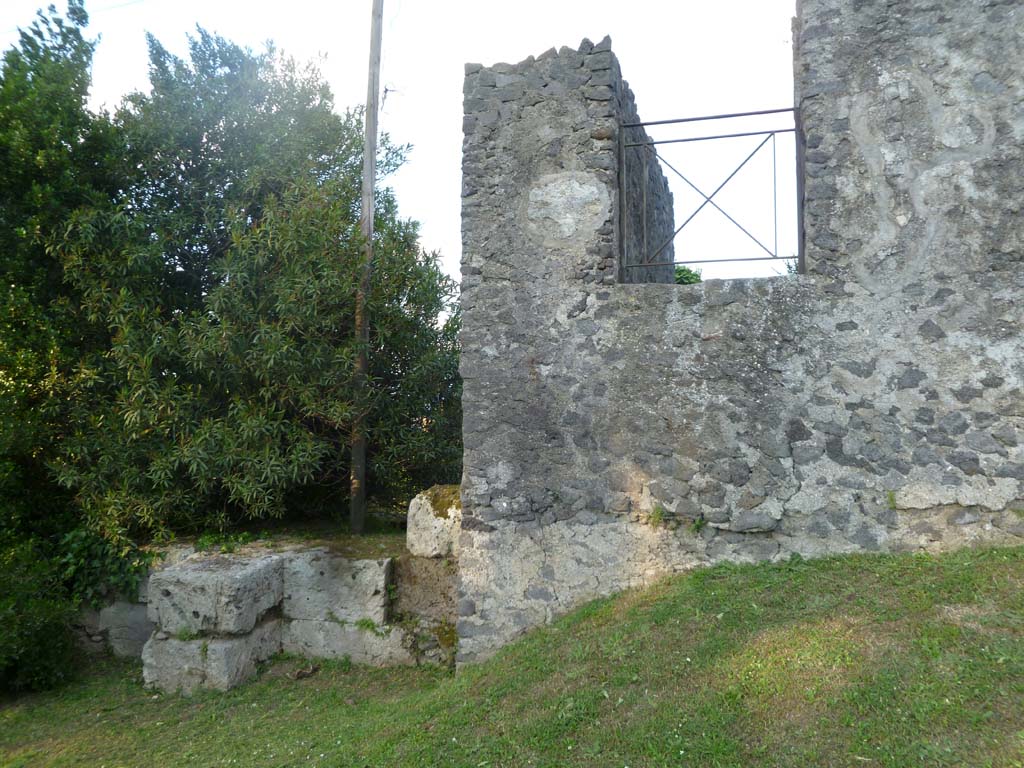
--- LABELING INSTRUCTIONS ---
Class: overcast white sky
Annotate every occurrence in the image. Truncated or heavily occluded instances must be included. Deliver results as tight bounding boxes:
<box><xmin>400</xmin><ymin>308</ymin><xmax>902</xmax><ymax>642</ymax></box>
<box><xmin>2</xmin><ymin>0</ymin><xmax>799</xmax><ymax>280</ymax></box>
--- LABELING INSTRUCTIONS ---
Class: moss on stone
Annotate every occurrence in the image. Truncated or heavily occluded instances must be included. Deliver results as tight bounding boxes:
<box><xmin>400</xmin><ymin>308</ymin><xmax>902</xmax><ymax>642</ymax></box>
<box><xmin>434</xmin><ymin>619</ymin><xmax>458</xmax><ymax>652</ymax></box>
<box><xmin>424</xmin><ymin>485</ymin><xmax>461</xmax><ymax>519</ymax></box>
<box><xmin>354</xmin><ymin>618</ymin><xmax>391</xmax><ymax>638</ymax></box>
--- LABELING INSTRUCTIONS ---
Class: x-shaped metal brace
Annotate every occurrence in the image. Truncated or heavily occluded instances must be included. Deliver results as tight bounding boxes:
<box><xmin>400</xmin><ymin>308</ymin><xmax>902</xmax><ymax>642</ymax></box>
<box><xmin>644</xmin><ymin>132</ymin><xmax>778</xmax><ymax>265</ymax></box>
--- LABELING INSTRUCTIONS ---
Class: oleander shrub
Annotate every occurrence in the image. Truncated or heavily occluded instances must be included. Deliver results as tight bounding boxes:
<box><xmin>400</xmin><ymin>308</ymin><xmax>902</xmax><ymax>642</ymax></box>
<box><xmin>0</xmin><ymin>537</ymin><xmax>77</xmax><ymax>693</ymax></box>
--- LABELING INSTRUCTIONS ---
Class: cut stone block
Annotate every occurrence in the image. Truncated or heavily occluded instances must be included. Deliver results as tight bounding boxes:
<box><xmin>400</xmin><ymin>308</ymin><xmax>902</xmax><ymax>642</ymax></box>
<box><xmin>282</xmin><ymin>550</ymin><xmax>392</xmax><ymax>625</ymax></box>
<box><xmin>137</xmin><ymin>544</ymin><xmax>197</xmax><ymax>603</ymax></box>
<box><xmin>142</xmin><ymin>619</ymin><xmax>281</xmax><ymax>695</ymax></box>
<box><xmin>282</xmin><ymin>619</ymin><xmax>413</xmax><ymax>666</ymax></box>
<box><xmin>99</xmin><ymin>601</ymin><xmax>155</xmax><ymax>658</ymax></box>
<box><xmin>147</xmin><ymin>553</ymin><xmax>283</xmax><ymax>635</ymax></box>
<box><xmin>407</xmin><ymin>486</ymin><xmax>462</xmax><ymax>558</ymax></box>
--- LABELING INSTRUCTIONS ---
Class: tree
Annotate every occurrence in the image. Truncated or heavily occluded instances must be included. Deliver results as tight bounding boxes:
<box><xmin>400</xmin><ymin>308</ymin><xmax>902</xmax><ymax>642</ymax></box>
<box><xmin>0</xmin><ymin>0</ymin><xmax>123</xmax><ymax>543</ymax></box>
<box><xmin>56</xmin><ymin>31</ymin><xmax>460</xmax><ymax>536</ymax></box>
<box><xmin>0</xmin><ymin>1</ymin><xmax>130</xmax><ymax>693</ymax></box>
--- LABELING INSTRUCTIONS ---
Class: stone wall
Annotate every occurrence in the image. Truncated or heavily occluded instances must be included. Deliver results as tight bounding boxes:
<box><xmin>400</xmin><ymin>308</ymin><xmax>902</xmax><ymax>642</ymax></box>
<box><xmin>457</xmin><ymin>2</ymin><xmax>1024</xmax><ymax>663</ymax></box>
<box><xmin>617</xmin><ymin>61</ymin><xmax>675</xmax><ymax>284</ymax></box>
<box><xmin>81</xmin><ymin>512</ymin><xmax>458</xmax><ymax>693</ymax></box>
<box><xmin>142</xmin><ymin>548</ymin><xmax>412</xmax><ymax>694</ymax></box>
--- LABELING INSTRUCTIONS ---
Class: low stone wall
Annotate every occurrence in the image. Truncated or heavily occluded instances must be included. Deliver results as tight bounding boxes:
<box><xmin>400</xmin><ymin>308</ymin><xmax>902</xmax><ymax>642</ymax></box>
<box><xmin>141</xmin><ymin>547</ymin><xmax>412</xmax><ymax>694</ymax></box>
<box><xmin>77</xmin><ymin>601</ymin><xmax>154</xmax><ymax>658</ymax></box>
<box><xmin>77</xmin><ymin>489</ymin><xmax>461</xmax><ymax>694</ymax></box>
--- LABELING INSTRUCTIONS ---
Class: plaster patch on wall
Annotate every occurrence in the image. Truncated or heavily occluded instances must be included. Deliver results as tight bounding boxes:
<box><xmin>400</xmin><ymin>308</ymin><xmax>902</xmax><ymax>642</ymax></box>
<box><xmin>525</xmin><ymin>171</ymin><xmax>610</xmax><ymax>245</ymax></box>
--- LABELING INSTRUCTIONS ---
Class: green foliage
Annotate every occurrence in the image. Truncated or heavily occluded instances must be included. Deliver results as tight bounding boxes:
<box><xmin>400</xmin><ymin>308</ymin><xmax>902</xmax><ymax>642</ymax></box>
<box><xmin>58</xmin><ymin>528</ymin><xmax>155</xmax><ymax>608</ymax></box>
<box><xmin>0</xmin><ymin>537</ymin><xmax>77</xmax><ymax>693</ymax></box>
<box><xmin>674</xmin><ymin>265</ymin><xmax>702</xmax><ymax>285</ymax></box>
<box><xmin>54</xmin><ymin>31</ymin><xmax>461</xmax><ymax>535</ymax></box>
<box><xmin>1</xmin><ymin>9</ymin><xmax>459</xmax><ymax>551</ymax></box>
<box><xmin>649</xmin><ymin>504</ymin><xmax>666</xmax><ymax>528</ymax></box>
<box><xmin>0</xmin><ymin>9</ymin><xmax>142</xmax><ymax>693</ymax></box>
<box><xmin>195</xmin><ymin>531</ymin><xmax>256</xmax><ymax>554</ymax></box>
<box><xmin>0</xmin><ymin>0</ymin><xmax>122</xmax><ymax>547</ymax></box>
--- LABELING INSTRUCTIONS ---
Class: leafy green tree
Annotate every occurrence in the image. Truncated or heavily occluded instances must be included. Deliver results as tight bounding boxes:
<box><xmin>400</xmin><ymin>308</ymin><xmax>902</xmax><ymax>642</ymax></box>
<box><xmin>57</xmin><ymin>31</ymin><xmax>460</xmax><ymax>535</ymax></box>
<box><xmin>0</xmin><ymin>1</ymin><xmax>123</xmax><ymax>543</ymax></box>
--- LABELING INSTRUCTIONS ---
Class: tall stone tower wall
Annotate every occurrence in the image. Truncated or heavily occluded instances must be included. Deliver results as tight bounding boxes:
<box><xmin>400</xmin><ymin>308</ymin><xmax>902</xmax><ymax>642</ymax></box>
<box><xmin>457</xmin><ymin>3</ymin><xmax>1024</xmax><ymax>662</ymax></box>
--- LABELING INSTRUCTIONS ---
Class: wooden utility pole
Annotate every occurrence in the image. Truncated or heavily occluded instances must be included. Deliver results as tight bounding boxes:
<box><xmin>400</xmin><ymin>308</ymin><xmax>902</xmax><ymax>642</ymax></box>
<box><xmin>350</xmin><ymin>0</ymin><xmax>384</xmax><ymax>534</ymax></box>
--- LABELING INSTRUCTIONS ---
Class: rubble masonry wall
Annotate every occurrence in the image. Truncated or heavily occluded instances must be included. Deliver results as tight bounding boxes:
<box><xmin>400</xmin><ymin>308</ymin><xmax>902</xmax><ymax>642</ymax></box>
<box><xmin>457</xmin><ymin>3</ymin><xmax>1024</xmax><ymax>662</ymax></box>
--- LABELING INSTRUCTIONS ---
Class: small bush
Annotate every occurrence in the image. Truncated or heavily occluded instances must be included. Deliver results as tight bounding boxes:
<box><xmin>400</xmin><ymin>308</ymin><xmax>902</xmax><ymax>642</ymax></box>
<box><xmin>0</xmin><ymin>538</ymin><xmax>77</xmax><ymax>693</ymax></box>
<box><xmin>674</xmin><ymin>265</ymin><xmax>702</xmax><ymax>285</ymax></box>
<box><xmin>59</xmin><ymin>528</ymin><xmax>155</xmax><ymax>608</ymax></box>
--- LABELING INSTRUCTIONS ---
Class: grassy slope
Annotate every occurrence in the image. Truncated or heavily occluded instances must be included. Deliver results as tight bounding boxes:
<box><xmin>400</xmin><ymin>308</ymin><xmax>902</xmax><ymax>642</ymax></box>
<box><xmin>3</xmin><ymin>546</ymin><xmax>1023</xmax><ymax>768</ymax></box>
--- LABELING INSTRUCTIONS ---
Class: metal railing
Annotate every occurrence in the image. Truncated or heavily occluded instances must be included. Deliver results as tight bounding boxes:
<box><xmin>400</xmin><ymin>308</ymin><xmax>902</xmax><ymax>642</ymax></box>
<box><xmin>619</xmin><ymin>107</ymin><xmax>802</xmax><ymax>278</ymax></box>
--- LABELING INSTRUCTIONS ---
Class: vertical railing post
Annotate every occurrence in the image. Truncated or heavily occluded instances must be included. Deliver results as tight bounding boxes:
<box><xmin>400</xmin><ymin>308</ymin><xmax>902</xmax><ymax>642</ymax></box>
<box><xmin>617</xmin><ymin>120</ymin><xmax>627</xmax><ymax>283</ymax></box>
<box><xmin>641</xmin><ymin>140</ymin><xmax>649</xmax><ymax>267</ymax></box>
<box><xmin>794</xmin><ymin>106</ymin><xmax>807</xmax><ymax>274</ymax></box>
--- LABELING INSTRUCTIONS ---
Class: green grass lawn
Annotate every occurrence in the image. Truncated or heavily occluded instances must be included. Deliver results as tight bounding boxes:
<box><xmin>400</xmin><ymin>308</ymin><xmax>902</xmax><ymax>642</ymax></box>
<box><xmin>3</xmin><ymin>546</ymin><xmax>1023</xmax><ymax>767</ymax></box>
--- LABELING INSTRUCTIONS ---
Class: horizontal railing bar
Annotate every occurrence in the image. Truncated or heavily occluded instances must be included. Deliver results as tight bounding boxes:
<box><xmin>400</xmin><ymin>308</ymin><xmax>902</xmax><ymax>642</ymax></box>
<box><xmin>625</xmin><ymin>128</ymin><xmax>795</xmax><ymax>148</ymax></box>
<box><xmin>622</xmin><ymin>107</ymin><xmax>795</xmax><ymax>129</ymax></box>
<box><xmin>626</xmin><ymin>255</ymin><xmax>798</xmax><ymax>268</ymax></box>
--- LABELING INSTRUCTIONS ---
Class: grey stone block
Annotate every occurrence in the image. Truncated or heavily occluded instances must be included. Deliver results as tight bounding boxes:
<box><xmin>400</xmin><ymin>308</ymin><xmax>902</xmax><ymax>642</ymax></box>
<box><xmin>406</xmin><ymin>488</ymin><xmax>462</xmax><ymax>558</ymax></box>
<box><xmin>99</xmin><ymin>601</ymin><xmax>155</xmax><ymax>658</ymax></box>
<box><xmin>147</xmin><ymin>553</ymin><xmax>283</xmax><ymax>636</ymax></box>
<box><xmin>74</xmin><ymin>609</ymin><xmax>107</xmax><ymax>655</ymax></box>
<box><xmin>730</xmin><ymin>512</ymin><xmax>779</xmax><ymax>533</ymax></box>
<box><xmin>281</xmin><ymin>620</ymin><xmax>413</xmax><ymax>666</ymax></box>
<box><xmin>137</xmin><ymin>544</ymin><xmax>196</xmax><ymax>603</ymax></box>
<box><xmin>282</xmin><ymin>550</ymin><xmax>392</xmax><ymax>625</ymax></box>
<box><xmin>948</xmin><ymin>508</ymin><xmax>980</xmax><ymax>526</ymax></box>
<box><xmin>142</xmin><ymin>619</ymin><xmax>281</xmax><ymax>695</ymax></box>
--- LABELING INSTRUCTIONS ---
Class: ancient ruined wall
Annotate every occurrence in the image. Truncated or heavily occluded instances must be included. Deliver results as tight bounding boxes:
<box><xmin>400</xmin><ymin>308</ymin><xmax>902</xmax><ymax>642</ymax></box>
<box><xmin>619</xmin><ymin>81</ymin><xmax>675</xmax><ymax>284</ymax></box>
<box><xmin>458</xmin><ymin>3</ymin><xmax>1024</xmax><ymax>663</ymax></box>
